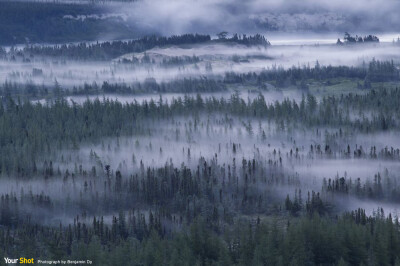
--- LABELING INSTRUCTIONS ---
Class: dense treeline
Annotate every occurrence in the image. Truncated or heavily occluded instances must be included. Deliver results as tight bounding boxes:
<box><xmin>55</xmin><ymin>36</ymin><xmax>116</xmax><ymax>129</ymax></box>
<box><xmin>216</xmin><ymin>33</ymin><xmax>270</xmax><ymax>47</ymax></box>
<box><xmin>18</xmin><ymin>33</ymin><xmax>271</xmax><ymax>61</ymax></box>
<box><xmin>0</xmin><ymin>210</ymin><xmax>399</xmax><ymax>265</ymax></box>
<box><xmin>322</xmin><ymin>172</ymin><xmax>400</xmax><ymax>203</ymax></box>
<box><xmin>337</xmin><ymin>32</ymin><xmax>380</xmax><ymax>45</ymax></box>
<box><xmin>225</xmin><ymin>59</ymin><xmax>399</xmax><ymax>87</ymax></box>
<box><xmin>23</xmin><ymin>34</ymin><xmax>212</xmax><ymax>60</ymax></box>
<box><xmin>100</xmin><ymin>78</ymin><xmax>225</xmax><ymax>94</ymax></box>
<box><xmin>0</xmin><ymin>77</ymin><xmax>226</xmax><ymax>98</ymax></box>
<box><xmin>366</xmin><ymin>59</ymin><xmax>399</xmax><ymax>82</ymax></box>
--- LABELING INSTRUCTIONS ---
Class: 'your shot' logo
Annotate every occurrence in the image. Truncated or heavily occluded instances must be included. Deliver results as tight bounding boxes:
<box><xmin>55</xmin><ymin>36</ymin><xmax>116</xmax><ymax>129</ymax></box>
<box><xmin>4</xmin><ymin>257</ymin><xmax>34</xmax><ymax>264</ymax></box>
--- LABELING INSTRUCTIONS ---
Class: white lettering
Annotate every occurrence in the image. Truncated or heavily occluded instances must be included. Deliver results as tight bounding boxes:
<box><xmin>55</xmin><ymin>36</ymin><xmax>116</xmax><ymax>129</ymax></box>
<box><xmin>4</xmin><ymin>258</ymin><xmax>18</xmax><ymax>264</ymax></box>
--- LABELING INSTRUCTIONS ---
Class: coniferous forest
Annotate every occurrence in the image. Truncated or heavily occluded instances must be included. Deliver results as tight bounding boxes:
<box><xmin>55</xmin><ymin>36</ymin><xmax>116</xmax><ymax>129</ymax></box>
<box><xmin>1</xmin><ymin>1</ymin><xmax>400</xmax><ymax>266</ymax></box>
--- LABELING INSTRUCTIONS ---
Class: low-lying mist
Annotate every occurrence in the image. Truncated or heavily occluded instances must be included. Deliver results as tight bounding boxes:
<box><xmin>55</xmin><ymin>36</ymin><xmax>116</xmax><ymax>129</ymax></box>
<box><xmin>2</xmin><ymin>41</ymin><xmax>400</xmax><ymax>89</ymax></box>
<box><xmin>2</xmin><ymin>112</ymin><xmax>400</xmax><ymax>226</ymax></box>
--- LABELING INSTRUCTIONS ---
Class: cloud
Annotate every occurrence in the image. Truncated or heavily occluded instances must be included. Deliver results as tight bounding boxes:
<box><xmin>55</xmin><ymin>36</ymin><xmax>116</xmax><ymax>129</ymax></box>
<box><xmin>111</xmin><ymin>0</ymin><xmax>400</xmax><ymax>35</ymax></box>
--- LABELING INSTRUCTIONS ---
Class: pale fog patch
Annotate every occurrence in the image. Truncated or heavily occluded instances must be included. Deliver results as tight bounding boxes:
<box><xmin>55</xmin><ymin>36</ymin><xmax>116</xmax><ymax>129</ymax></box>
<box><xmin>294</xmin><ymin>158</ymin><xmax>400</xmax><ymax>182</ymax></box>
<box><xmin>2</xmin><ymin>42</ymin><xmax>400</xmax><ymax>89</ymax></box>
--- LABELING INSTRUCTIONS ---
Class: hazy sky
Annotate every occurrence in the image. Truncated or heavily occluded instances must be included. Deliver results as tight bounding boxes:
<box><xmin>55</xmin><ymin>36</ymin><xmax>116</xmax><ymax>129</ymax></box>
<box><xmin>111</xmin><ymin>0</ymin><xmax>400</xmax><ymax>35</ymax></box>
